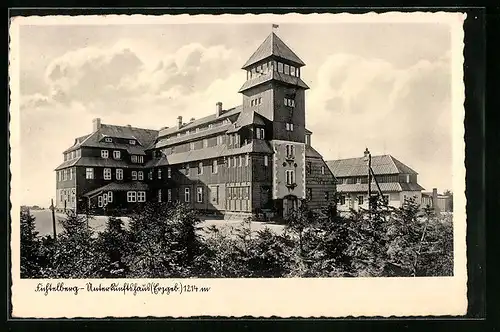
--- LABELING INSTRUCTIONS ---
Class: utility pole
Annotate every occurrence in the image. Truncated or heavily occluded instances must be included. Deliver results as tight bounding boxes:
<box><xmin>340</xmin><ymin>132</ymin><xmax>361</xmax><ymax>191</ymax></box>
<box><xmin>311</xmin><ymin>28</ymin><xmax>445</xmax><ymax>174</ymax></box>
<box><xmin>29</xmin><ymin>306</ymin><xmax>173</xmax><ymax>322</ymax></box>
<box><xmin>50</xmin><ymin>198</ymin><xmax>57</xmax><ymax>241</ymax></box>
<box><xmin>364</xmin><ymin>148</ymin><xmax>372</xmax><ymax>211</ymax></box>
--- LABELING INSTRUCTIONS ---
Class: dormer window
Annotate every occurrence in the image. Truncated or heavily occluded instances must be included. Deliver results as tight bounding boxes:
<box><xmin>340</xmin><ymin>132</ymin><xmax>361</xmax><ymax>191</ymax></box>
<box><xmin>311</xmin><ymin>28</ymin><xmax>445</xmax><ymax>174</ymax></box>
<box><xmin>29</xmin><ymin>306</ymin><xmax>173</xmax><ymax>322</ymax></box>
<box><xmin>131</xmin><ymin>155</ymin><xmax>143</xmax><ymax>163</ymax></box>
<box><xmin>129</xmin><ymin>140</ymin><xmax>136</xmax><ymax>145</ymax></box>
<box><xmin>113</xmin><ymin>150</ymin><xmax>121</xmax><ymax>159</ymax></box>
<box><xmin>284</xmin><ymin>64</ymin><xmax>290</xmax><ymax>75</ymax></box>
<box><xmin>104</xmin><ymin>137</ymin><xmax>113</xmax><ymax>143</ymax></box>
<box><xmin>208</xmin><ymin>123</ymin><xmax>213</xmax><ymax>129</ymax></box>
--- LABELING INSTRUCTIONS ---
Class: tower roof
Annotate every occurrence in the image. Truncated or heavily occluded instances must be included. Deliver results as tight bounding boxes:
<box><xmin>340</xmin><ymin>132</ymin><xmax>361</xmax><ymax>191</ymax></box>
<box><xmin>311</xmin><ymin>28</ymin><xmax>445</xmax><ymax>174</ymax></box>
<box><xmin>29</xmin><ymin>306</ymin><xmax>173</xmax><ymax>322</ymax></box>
<box><xmin>242</xmin><ymin>32</ymin><xmax>305</xmax><ymax>69</ymax></box>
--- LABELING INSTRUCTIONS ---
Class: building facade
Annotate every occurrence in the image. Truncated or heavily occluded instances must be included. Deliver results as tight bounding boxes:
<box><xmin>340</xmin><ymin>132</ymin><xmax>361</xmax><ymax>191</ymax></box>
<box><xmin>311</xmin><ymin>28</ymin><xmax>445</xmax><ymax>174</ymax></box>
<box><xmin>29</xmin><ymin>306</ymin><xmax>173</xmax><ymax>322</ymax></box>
<box><xmin>326</xmin><ymin>155</ymin><xmax>424</xmax><ymax>212</ymax></box>
<box><xmin>422</xmin><ymin>189</ymin><xmax>453</xmax><ymax>213</ymax></box>
<box><xmin>55</xmin><ymin>32</ymin><xmax>336</xmax><ymax>218</ymax></box>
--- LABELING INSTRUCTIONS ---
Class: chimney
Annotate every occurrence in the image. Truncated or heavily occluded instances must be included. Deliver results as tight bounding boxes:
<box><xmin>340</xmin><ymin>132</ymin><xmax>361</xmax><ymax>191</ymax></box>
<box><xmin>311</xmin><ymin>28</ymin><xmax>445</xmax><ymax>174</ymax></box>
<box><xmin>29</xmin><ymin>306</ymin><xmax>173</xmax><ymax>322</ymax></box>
<box><xmin>432</xmin><ymin>188</ymin><xmax>440</xmax><ymax>214</ymax></box>
<box><xmin>177</xmin><ymin>116</ymin><xmax>183</xmax><ymax>129</ymax></box>
<box><xmin>92</xmin><ymin>118</ymin><xmax>101</xmax><ymax>132</ymax></box>
<box><xmin>216</xmin><ymin>102</ymin><xmax>223</xmax><ymax>117</ymax></box>
<box><xmin>190</xmin><ymin>117</ymin><xmax>196</xmax><ymax>122</ymax></box>
<box><xmin>127</xmin><ymin>124</ymin><xmax>132</xmax><ymax>128</ymax></box>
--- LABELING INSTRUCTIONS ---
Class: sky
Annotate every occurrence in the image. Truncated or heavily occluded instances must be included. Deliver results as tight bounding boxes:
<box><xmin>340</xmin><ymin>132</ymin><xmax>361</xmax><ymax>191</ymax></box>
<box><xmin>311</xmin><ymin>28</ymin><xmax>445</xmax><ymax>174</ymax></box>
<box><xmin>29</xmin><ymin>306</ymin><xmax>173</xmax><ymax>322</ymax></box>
<box><xmin>14</xmin><ymin>16</ymin><xmax>457</xmax><ymax>206</ymax></box>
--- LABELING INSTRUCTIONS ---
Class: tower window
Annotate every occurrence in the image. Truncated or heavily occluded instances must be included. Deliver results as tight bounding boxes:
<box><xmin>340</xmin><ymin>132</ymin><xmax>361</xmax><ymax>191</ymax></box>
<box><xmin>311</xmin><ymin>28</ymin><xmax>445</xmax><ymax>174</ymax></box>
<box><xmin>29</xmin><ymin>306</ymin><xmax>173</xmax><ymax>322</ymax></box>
<box><xmin>284</xmin><ymin>64</ymin><xmax>290</xmax><ymax>75</ymax></box>
<box><xmin>278</xmin><ymin>62</ymin><xmax>283</xmax><ymax>73</ymax></box>
<box><xmin>264</xmin><ymin>155</ymin><xmax>269</xmax><ymax>166</ymax></box>
<box><xmin>285</xmin><ymin>170</ymin><xmax>295</xmax><ymax>185</ymax></box>
<box><xmin>286</xmin><ymin>123</ymin><xmax>294</xmax><ymax>131</ymax></box>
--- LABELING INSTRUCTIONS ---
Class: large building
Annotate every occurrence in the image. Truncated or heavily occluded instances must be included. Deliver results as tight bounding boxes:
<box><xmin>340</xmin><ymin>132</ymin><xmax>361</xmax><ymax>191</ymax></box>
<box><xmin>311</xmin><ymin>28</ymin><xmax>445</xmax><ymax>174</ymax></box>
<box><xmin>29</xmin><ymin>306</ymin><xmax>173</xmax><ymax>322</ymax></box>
<box><xmin>54</xmin><ymin>32</ymin><xmax>336</xmax><ymax>218</ymax></box>
<box><xmin>326</xmin><ymin>155</ymin><xmax>425</xmax><ymax>211</ymax></box>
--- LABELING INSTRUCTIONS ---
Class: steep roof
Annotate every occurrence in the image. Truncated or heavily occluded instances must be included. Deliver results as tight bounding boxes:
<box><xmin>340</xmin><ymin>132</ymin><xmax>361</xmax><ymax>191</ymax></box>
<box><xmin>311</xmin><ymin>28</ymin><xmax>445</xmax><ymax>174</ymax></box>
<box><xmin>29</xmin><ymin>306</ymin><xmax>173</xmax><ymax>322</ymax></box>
<box><xmin>337</xmin><ymin>182</ymin><xmax>425</xmax><ymax>193</ymax></box>
<box><xmin>305</xmin><ymin>145</ymin><xmax>323</xmax><ymax>159</ymax></box>
<box><xmin>63</xmin><ymin>124</ymin><xmax>158</xmax><ymax>154</ymax></box>
<box><xmin>226</xmin><ymin>110</ymin><xmax>267</xmax><ymax>133</ymax></box>
<box><xmin>146</xmin><ymin>139</ymin><xmax>273</xmax><ymax>167</ymax></box>
<box><xmin>326</xmin><ymin>155</ymin><xmax>419</xmax><ymax>178</ymax></box>
<box><xmin>83</xmin><ymin>181</ymin><xmax>150</xmax><ymax>197</ymax></box>
<box><xmin>55</xmin><ymin>157</ymin><xmax>148</xmax><ymax>171</ymax></box>
<box><xmin>157</xmin><ymin>106</ymin><xmax>242</xmax><ymax>138</ymax></box>
<box><xmin>242</xmin><ymin>32</ymin><xmax>306</xmax><ymax>69</ymax></box>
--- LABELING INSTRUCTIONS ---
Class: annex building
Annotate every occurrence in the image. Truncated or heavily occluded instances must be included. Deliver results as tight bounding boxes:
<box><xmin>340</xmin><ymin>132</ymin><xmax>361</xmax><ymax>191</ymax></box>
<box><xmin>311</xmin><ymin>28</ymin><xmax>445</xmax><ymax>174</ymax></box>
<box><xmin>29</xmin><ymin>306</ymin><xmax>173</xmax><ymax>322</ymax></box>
<box><xmin>55</xmin><ymin>32</ymin><xmax>336</xmax><ymax>218</ymax></box>
<box><xmin>326</xmin><ymin>155</ymin><xmax>425</xmax><ymax>212</ymax></box>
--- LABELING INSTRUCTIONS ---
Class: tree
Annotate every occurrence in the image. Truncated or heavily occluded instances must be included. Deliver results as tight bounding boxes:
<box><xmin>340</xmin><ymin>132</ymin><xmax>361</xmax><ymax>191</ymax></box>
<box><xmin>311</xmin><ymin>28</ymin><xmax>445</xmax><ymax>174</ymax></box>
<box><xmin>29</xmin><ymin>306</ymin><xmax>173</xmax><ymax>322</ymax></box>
<box><xmin>20</xmin><ymin>209</ymin><xmax>44</xmax><ymax>278</ymax></box>
<box><xmin>126</xmin><ymin>202</ymin><xmax>204</xmax><ymax>278</ymax></box>
<box><xmin>94</xmin><ymin>217</ymin><xmax>130</xmax><ymax>278</ymax></box>
<box><xmin>49</xmin><ymin>212</ymin><xmax>99</xmax><ymax>278</ymax></box>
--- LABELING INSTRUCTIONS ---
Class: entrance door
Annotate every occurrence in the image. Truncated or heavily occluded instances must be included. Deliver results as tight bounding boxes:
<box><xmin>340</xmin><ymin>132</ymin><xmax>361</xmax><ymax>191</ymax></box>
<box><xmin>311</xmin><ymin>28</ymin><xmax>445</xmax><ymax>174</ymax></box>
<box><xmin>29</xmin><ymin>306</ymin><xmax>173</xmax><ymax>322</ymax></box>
<box><xmin>283</xmin><ymin>195</ymin><xmax>298</xmax><ymax>219</ymax></box>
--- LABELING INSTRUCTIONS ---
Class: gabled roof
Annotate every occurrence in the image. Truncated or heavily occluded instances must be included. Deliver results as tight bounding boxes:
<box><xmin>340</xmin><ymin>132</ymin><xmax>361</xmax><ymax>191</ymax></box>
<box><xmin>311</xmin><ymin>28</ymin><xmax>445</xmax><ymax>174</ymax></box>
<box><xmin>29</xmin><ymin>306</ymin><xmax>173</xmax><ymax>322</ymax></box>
<box><xmin>157</xmin><ymin>106</ymin><xmax>242</xmax><ymax>138</ymax></box>
<box><xmin>153</xmin><ymin>123</ymin><xmax>233</xmax><ymax>149</ymax></box>
<box><xmin>238</xmin><ymin>70</ymin><xmax>310</xmax><ymax>93</ymax></box>
<box><xmin>227</xmin><ymin>110</ymin><xmax>267</xmax><ymax>133</ymax></box>
<box><xmin>326</xmin><ymin>155</ymin><xmax>419</xmax><ymax>178</ymax></box>
<box><xmin>83</xmin><ymin>181</ymin><xmax>149</xmax><ymax>197</ymax></box>
<box><xmin>305</xmin><ymin>145</ymin><xmax>323</xmax><ymax>159</ymax></box>
<box><xmin>336</xmin><ymin>182</ymin><xmax>425</xmax><ymax>193</ymax></box>
<box><xmin>55</xmin><ymin>157</ymin><xmax>149</xmax><ymax>170</ymax></box>
<box><xmin>63</xmin><ymin>124</ymin><xmax>158</xmax><ymax>154</ymax></box>
<box><xmin>242</xmin><ymin>32</ymin><xmax>306</xmax><ymax>69</ymax></box>
<box><xmin>146</xmin><ymin>139</ymin><xmax>273</xmax><ymax>167</ymax></box>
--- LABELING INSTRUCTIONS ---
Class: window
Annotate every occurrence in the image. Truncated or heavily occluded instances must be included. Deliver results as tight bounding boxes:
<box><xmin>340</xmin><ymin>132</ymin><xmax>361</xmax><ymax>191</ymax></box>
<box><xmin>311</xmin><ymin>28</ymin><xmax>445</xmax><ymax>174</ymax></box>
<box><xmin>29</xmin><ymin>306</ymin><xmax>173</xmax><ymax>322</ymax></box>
<box><xmin>256</xmin><ymin>127</ymin><xmax>265</xmax><ymax>139</ymax></box>
<box><xmin>158</xmin><ymin>189</ymin><xmax>162</xmax><ymax>203</ymax></box>
<box><xmin>305</xmin><ymin>134</ymin><xmax>310</xmax><ymax>145</ymax></box>
<box><xmin>285</xmin><ymin>170</ymin><xmax>295</xmax><ymax>185</ymax></box>
<box><xmin>208</xmin><ymin>124</ymin><xmax>213</xmax><ymax>129</ymax></box>
<box><xmin>129</xmin><ymin>140</ymin><xmax>136</xmax><ymax>145</ymax></box>
<box><xmin>101</xmin><ymin>150</ymin><xmax>109</xmax><ymax>159</ymax></box>
<box><xmin>195</xmin><ymin>127</ymin><xmax>200</xmax><ymax>133</ymax></box>
<box><xmin>131</xmin><ymin>155</ymin><xmax>137</xmax><ymax>163</ymax></box>
<box><xmin>321</xmin><ymin>166</ymin><xmax>325</xmax><ymax>175</ymax></box>
<box><xmin>284</xmin><ymin>97</ymin><xmax>295</xmax><ymax>107</ymax></box>
<box><xmin>307</xmin><ymin>188</ymin><xmax>313</xmax><ymax>201</ymax></box>
<box><xmin>278</xmin><ymin>62</ymin><xmax>283</xmax><ymax>73</ymax></box>
<box><xmin>184</xmin><ymin>188</ymin><xmax>190</xmax><ymax>202</ymax></box>
<box><xmin>132</xmin><ymin>171</ymin><xmax>137</xmax><ymax>180</ymax></box>
<box><xmin>138</xmin><ymin>156</ymin><xmax>144</xmax><ymax>163</ymax></box>
<box><xmin>264</xmin><ymin>155</ymin><xmax>269</xmax><ymax>166</ymax></box>
<box><xmin>227</xmin><ymin>157</ymin><xmax>231</xmax><ymax>168</ymax></box>
<box><xmin>340</xmin><ymin>195</ymin><xmax>346</xmax><ymax>205</ymax></box>
<box><xmin>71</xmin><ymin>151</ymin><xmax>75</xmax><ymax>159</ymax></box>
<box><xmin>137</xmin><ymin>171</ymin><xmax>143</xmax><ymax>180</ymax></box>
<box><xmin>105</xmin><ymin>137</ymin><xmax>112</xmax><ymax>143</ymax></box>
<box><xmin>251</xmin><ymin>99</ymin><xmax>254</xmax><ymax>107</ymax></box>
<box><xmin>98</xmin><ymin>195</ymin><xmax>103</xmax><ymax>207</ymax></box>
<box><xmin>325</xmin><ymin>192</ymin><xmax>330</xmax><ymax>201</ymax></box>
<box><xmin>167</xmin><ymin>189</ymin><xmax>172</xmax><ymax>202</ymax></box>
<box><xmin>212</xmin><ymin>160</ymin><xmax>218</xmax><ymax>174</ymax></box>
<box><xmin>186</xmin><ymin>130</ymin><xmax>190</xmax><ymax>135</ymax></box>
<box><xmin>137</xmin><ymin>191</ymin><xmax>146</xmax><ymax>202</ymax></box>
<box><xmin>306</xmin><ymin>161</ymin><xmax>312</xmax><ymax>175</ymax></box>
<box><xmin>57</xmin><ymin>171</ymin><xmax>61</xmax><ymax>182</ymax></box>
<box><xmin>383</xmin><ymin>195</ymin><xmax>390</xmax><ymax>204</ymax></box>
<box><xmin>217</xmin><ymin>135</ymin><xmax>223</xmax><ymax>145</ymax></box>
<box><xmin>258</xmin><ymin>97</ymin><xmax>262</xmax><ymax>104</ymax></box>
<box><xmin>263</xmin><ymin>62</ymin><xmax>268</xmax><ymax>73</ymax></box>
<box><xmin>127</xmin><ymin>191</ymin><xmax>137</xmax><ymax>202</ymax></box>
<box><xmin>185</xmin><ymin>163</ymin><xmax>190</xmax><ymax>175</ymax></box>
<box><xmin>197</xmin><ymin>187</ymin><xmax>203</xmax><ymax>203</ymax></box>
<box><xmin>108</xmin><ymin>191</ymin><xmax>113</xmax><ymax>203</ymax></box>
<box><xmin>158</xmin><ymin>169</ymin><xmax>162</xmax><ymax>179</ymax></box>
<box><xmin>104</xmin><ymin>168</ymin><xmax>112</xmax><ymax>180</ymax></box>
<box><xmin>167</xmin><ymin>167</ymin><xmax>171</xmax><ymax>178</ymax></box>
<box><xmin>286</xmin><ymin>123</ymin><xmax>294</xmax><ymax>131</ymax></box>
<box><xmin>291</xmin><ymin>66</ymin><xmax>296</xmax><ymax>76</ymax></box>
<box><xmin>203</xmin><ymin>139</ymin><xmax>208</xmax><ymax>148</ymax></box>
<box><xmin>229</xmin><ymin>135</ymin><xmax>233</xmax><ymax>145</ymax></box>
<box><xmin>239</xmin><ymin>156</ymin><xmax>243</xmax><ymax>167</ymax></box>
<box><xmin>246</xmin><ymin>155</ymin><xmax>249</xmax><ymax>166</ymax></box>
<box><xmin>198</xmin><ymin>162</ymin><xmax>203</xmax><ymax>175</ymax></box>
<box><xmin>86</xmin><ymin>168</ymin><xmax>94</xmax><ymax>179</ymax></box>
<box><xmin>190</xmin><ymin>142</ymin><xmax>195</xmax><ymax>150</ymax></box>
<box><xmin>69</xmin><ymin>168</ymin><xmax>73</xmax><ymax>180</ymax></box>
<box><xmin>113</xmin><ymin>150</ymin><xmax>121</xmax><ymax>159</ymax></box>
<box><xmin>284</xmin><ymin>64</ymin><xmax>290</xmax><ymax>75</ymax></box>
<box><xmin>286</xmin><ymin>144</ymin><xmax>295</xmax><ymax>158</ymax></box>
<box><xmin>148</xmin><ymin>171</ymin><xmax>153</xmax><ymax>180</ymax></box>
<box><xmin>233</xmin><ymin>157</ymin><xmax>237</xmax><ymax>168</ymax></box>
<box><xmin>356</xmin><ymin>177</ymin><xmax>361</xmax><ymax>184</ymax></box>
<box><xmin>358</xmin><ymin>196</ymin><xmax>364</xmax><ymax>205</ymax></box>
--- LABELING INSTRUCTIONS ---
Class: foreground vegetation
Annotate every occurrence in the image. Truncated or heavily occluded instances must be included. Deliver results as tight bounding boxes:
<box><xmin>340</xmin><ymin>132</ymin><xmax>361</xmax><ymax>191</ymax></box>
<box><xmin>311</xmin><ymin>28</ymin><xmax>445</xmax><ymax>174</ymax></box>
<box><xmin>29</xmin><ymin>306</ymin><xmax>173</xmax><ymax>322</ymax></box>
<box><xmin>20</xmin><ymin>197</ymin><xmax>453</xmax><ymax>278</ymax></box>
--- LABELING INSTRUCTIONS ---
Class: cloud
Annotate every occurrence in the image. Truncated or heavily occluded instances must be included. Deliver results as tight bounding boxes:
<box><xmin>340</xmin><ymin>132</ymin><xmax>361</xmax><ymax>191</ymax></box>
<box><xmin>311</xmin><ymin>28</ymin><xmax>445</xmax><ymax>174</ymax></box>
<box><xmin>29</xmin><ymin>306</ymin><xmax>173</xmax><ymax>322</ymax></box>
<box><xmin>307</xmin><ymin>52</ymin><xmax>452</xmax><ymax>190</ymax></box>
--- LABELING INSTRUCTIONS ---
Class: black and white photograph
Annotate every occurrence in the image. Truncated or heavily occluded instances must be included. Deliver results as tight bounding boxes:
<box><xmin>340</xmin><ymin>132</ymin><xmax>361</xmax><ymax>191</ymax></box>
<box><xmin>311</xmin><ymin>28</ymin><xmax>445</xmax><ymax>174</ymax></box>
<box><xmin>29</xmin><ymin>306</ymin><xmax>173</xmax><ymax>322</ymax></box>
<box><xmin>10</xmin><ymin>12</ymin><xmax>467</xmax><ymax>318</ymax></box>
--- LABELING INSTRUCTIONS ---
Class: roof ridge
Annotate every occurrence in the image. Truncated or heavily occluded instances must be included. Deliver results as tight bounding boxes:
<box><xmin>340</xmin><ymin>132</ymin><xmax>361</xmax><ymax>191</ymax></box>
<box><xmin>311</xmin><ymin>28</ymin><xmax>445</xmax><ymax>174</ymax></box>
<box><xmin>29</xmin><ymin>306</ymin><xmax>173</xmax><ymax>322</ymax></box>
<box><xmin>101</xmin><ymin>123</ymin><xmax>159</xmax><ymax>132</ymax></box>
